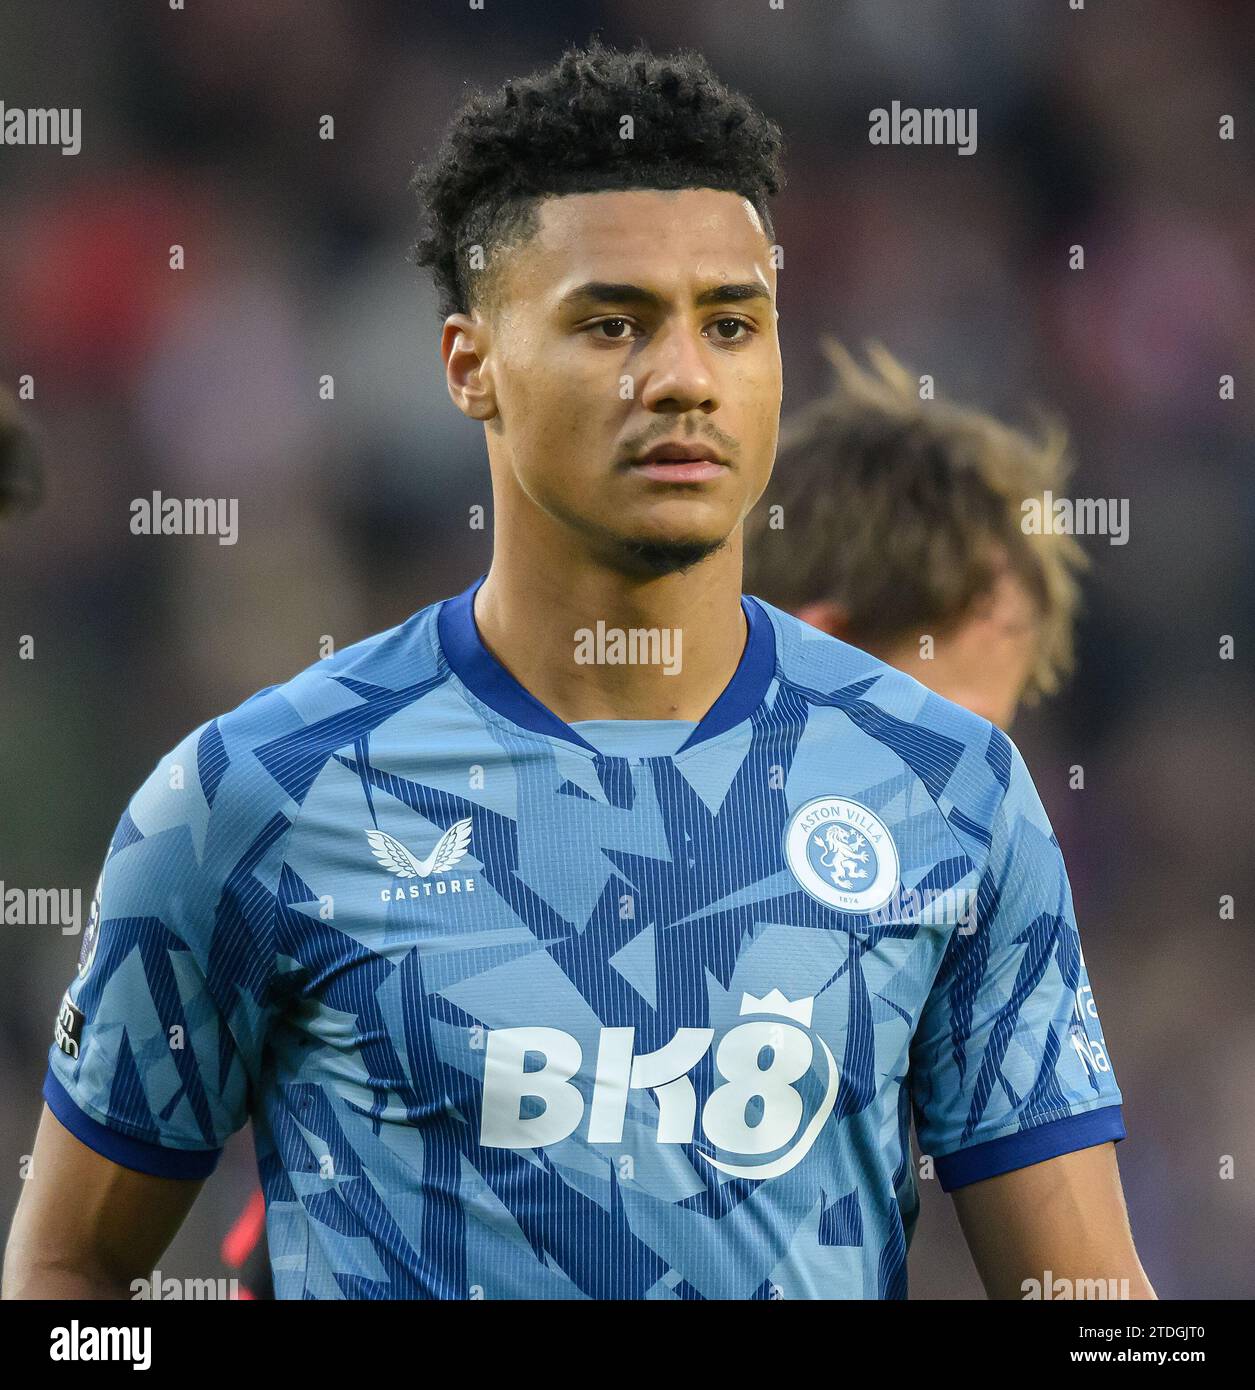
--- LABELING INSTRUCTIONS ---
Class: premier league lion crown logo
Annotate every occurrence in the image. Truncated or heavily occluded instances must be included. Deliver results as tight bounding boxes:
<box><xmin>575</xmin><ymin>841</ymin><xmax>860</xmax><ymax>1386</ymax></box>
<box><xmin>78</xmin><ymin>872</ymin><xmax>103</xmax><ymax>979</ymax></box>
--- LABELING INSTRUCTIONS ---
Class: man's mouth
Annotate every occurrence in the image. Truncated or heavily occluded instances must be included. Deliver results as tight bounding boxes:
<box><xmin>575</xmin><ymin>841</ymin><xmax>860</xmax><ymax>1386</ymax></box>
<box><xmin>628</xmin><ymin>443</ymin><xmax>729</xmax><ymax>483</ymax></box>
<box><xmin>632</xmin><ymin>459</ymin><xmax>726</xmax><ymax>482</ymax></box>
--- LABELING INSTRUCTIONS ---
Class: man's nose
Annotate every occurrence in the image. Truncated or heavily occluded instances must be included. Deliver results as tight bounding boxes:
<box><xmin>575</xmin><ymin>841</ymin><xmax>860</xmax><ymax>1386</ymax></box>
<box><xmin>637</xmin><ymin>323</ymin><xmax>718</xmax><ymax>414</ymax></box>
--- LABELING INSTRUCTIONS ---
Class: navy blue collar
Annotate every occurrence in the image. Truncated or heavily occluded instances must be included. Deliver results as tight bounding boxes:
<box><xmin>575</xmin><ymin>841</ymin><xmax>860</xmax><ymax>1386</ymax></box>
<box><xmin>437</xmin><ymin>574</ymin><xmax>776</xmax><ymax>756</ymax></box>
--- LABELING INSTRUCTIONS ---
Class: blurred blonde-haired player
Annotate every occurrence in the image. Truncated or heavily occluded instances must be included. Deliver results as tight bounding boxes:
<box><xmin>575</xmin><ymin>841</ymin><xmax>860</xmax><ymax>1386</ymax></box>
<box><xmin>745</xmin><ymin>341</ymin><xmax>1087</xmax><ymax>730</ymax></box>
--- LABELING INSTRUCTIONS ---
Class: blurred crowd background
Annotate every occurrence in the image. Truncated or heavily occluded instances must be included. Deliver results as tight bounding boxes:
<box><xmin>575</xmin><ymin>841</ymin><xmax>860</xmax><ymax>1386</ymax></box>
<box><xmin>1</xmin><ymin>0</ymin><xmax>1252</xmax><ymax>1299</ymax></box>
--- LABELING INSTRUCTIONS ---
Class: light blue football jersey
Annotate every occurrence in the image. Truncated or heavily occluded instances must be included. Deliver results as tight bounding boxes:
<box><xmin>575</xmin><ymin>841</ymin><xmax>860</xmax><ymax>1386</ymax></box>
<box><xmin>45</xmin><ymin>575</ymin><xmax>1124</xmax><ymax>1299</ymax></box>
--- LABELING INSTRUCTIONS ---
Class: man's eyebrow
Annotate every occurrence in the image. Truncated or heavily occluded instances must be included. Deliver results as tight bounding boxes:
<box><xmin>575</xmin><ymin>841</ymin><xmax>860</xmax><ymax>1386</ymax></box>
<box><xmin>559</xmin><ymin>281</ymin><xmax>771</xmax><ymax>310</ymax></box>
<box><xmin>694</xmin><ymin>282</ymin><xmax>771</xmax><ymax>307</ymax></box>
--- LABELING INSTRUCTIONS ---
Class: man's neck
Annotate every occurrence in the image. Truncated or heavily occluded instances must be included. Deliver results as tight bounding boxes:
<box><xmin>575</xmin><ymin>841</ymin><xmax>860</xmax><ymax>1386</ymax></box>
<box><xmin>472</xmin><ymin>544</ymin><xmax>748</xmax><ymax>725</ymax></box>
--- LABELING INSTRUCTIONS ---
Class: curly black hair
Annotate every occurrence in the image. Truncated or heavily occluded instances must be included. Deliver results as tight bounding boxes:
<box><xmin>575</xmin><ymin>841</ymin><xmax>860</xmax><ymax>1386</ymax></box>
<box><xmin>411</xmin><ymin>38</ymin><xmax>786</xmax><ymax>320</ymax></box>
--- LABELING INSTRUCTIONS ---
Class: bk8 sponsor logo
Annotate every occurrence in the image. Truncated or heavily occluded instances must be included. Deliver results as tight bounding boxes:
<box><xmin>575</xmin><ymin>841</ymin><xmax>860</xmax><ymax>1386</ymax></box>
<box><xmin>479</xmin><ymin>989</ymin><xmax>840</xmax><ymax>1180</ymax></box>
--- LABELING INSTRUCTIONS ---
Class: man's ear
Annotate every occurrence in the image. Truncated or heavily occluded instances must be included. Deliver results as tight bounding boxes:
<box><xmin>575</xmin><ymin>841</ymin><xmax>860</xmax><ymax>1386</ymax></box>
<box><xmin>793</xmin><ymin>599</ymin><xmax>851</xmax><ymax>638</ymax></box>
<box><xmin>441</xmin><ymin>313</ymin><xmax>498</xmax><ymax>422</ymax></box>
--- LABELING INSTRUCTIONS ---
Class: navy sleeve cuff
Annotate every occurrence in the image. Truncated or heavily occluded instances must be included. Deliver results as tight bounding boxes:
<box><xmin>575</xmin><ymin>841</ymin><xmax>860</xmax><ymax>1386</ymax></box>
<box><xmin>934</xmin><ymin>1104</ymin><xmax>1126</xmax><ymax>1192</ymax></box>
<box><xmin>43</xmin><ymin>1068</ymin><xmax>222</xmax><ymax>1180</ymax></box>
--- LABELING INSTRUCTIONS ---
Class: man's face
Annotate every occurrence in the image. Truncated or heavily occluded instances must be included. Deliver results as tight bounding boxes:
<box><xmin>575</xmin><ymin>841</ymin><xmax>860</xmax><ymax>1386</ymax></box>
<box><xmin>447</xmin><ymin>187</ymin><xmax>782</xmax><ymax>576</ymax></box>
<box><xmin>795</xmin><ymin>569</ymin><xmax>1042</xmax><ymax>730</ymax></box>
<box><xmin>875</xmin><ymin>570</ymin><xmax>1042</xmax><ymax>729</ymax></box>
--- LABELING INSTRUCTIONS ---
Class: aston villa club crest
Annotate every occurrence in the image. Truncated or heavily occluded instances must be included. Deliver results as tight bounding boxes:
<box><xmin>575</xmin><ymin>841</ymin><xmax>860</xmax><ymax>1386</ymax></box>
<box><xmin>783</xmin><ymin>796</ymin><xmax>900</xmax><ymax>912</ymax></box>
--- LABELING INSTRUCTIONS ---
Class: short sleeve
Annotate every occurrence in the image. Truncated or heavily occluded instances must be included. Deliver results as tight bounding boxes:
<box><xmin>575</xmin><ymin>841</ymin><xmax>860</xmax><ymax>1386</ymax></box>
<box><xmin>909</xmin><ymin>736</ymin><xmax>1125</xmax><ymax>1192</ymax></box>
<box><xmin>44</xmin><ymin>718</ymin><xmax>286</xmax><ymax>1178</ymax></box>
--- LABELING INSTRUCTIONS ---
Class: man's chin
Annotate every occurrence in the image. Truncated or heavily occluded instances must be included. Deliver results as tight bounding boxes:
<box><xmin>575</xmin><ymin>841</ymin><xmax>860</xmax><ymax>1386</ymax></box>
<box><xmin>614</xmin><ymin>533</ymin><xmax>729</xmax><ymax>578</ymax></box>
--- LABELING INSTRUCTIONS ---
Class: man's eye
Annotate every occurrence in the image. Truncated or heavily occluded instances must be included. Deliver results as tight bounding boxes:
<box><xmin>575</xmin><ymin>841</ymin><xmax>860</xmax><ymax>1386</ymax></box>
<box><xmin>589</xmin><ymin>318</ymin><xmax>636</xmax><ymax>341</ymax></box>
<box><xmin>585</xmin><ymin>317</ymin><xmax>754</xmax><ymax>343</ymax></box>
<box><xmin>708</xmin><ymin>318</ymin><xmax>754</xmax><ymax>343</ymax></box>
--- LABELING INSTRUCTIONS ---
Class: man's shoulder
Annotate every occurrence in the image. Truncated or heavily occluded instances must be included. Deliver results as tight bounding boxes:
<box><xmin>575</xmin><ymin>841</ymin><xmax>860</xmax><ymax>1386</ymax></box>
<box><xmin>208</xmin><ymin>594</ymin><xmax>451</xmax><ymax>756</ymax></box>
<box><xmin>749</xmin><ymin>593</ymin><xmax>1015</xmax><ymax>842</ymax></box>
<box><xmin>125</xmin><ymin>597</ymin><xmax>454</xmax><ymax>855</ymax></box>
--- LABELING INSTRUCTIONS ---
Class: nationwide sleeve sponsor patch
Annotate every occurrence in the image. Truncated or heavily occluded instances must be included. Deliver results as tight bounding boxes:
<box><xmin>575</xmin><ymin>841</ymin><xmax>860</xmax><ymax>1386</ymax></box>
<box><xmin>54</xmin><ymin>990</ymin><xmax>85</xmax><ymax>1060</ymax></box>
